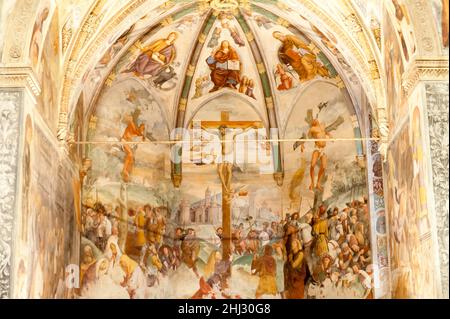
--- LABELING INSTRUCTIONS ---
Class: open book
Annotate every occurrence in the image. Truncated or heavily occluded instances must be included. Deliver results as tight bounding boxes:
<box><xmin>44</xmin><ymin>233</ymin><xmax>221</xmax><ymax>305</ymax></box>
<box><xmin>216</xmin><ymin>60</ymin><xmax>240</xmax><ymax>70</ymax></box>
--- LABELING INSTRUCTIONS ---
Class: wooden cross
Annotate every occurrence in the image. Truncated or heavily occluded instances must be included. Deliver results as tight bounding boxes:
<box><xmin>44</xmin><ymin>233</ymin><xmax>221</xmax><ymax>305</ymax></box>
<box><xmin>193</xmin><ymin>111</ymin><xmax>263</xmax><ymax>263</ymax></box>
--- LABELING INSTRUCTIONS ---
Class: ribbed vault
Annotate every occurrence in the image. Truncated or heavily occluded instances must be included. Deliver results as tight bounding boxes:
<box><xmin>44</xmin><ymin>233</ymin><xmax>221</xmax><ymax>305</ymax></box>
<box><xmin>50</xmin><ymin>0</ymin><xmax>379</xmax><ymax>190</ymax></box>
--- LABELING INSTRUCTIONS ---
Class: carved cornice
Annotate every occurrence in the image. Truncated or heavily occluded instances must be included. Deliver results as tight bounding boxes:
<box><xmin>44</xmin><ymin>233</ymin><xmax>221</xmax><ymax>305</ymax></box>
<box><xmin>0</xmin><ymin>67</ymin><xmax>41</xmax><ymax>103</ymax></box>
<box><xmin>402</xmin><ymin>58</ymin><xmax>449</xmax><ymax>97</ymax></box>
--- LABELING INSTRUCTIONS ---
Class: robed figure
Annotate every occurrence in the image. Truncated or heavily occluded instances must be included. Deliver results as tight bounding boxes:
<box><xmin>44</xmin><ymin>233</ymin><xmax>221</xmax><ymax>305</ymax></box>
<box><xmin>284</xmin><ymin>238</ymin><xmax>308</xmax><ymax>299</ymax></box>
<box><xmin>272</xmin><ymin>31</ymin><xmax>329</xmax><ymax>83</ymax></box>
<box><xmin>251</xmin><ymin>245</ymin><xmax>278</xmax><ymax>298</ymax></box>
<box><xmin>125</xmin><ymin>32</ymin><xmax>178</xmax><ymax>78</ymax></box>
<box><xmin>206</xmin><ymin>40</ymin><xmax>241</xmax><ymax>92</ymax></box>
<box><xmin>181</xmin><ymin>228</ymin><xmax>200</xmax><ymax>276</ymax></box>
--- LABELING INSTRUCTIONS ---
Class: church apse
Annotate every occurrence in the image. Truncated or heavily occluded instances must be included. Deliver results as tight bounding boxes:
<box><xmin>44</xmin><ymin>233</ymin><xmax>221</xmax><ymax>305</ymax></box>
<box><xmin>0</xmin><ymin>0</ymin><xmax>447</xmax><ymax>302</ymax></box>
<box><xmin>75</xmin><ymin>1</ymin><xmax>377</xmax><ymax>299</ymax></box>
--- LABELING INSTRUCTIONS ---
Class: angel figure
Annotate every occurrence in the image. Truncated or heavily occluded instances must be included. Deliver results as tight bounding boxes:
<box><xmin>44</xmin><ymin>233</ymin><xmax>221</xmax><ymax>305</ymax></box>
<box><xmin>275</xmin><ymin>64</ymin><xmax>294</xmax><ymax>91</ymax></box>
<box><xmin>293</xmin><ymin>102</ymin><xmax>344</xmax><ymax>191</ymax></box>
<box><xmin>221</xmin><ymin>20</ymin><xmax>245</xmax><ymax>47</ymax></box>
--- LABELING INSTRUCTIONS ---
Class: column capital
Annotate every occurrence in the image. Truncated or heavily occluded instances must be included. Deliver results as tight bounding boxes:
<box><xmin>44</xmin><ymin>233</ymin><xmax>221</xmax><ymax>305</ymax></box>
<box><xmin>402</xmin><ymin>57</ymin><xmax>449</xmax><ymax>97</ymax></box>
<box><xmin>0</xmin><ymin>66</ymin><xmax>41</xmax><ymax>104</ymax></box>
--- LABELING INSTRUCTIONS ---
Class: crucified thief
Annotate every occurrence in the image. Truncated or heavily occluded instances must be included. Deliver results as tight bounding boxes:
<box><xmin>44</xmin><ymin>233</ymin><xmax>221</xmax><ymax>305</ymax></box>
<box><xmin>121</xmin><ymin>114</ymin><xmax>145</xmax><ymax>182</ymax></box>
<box><xmin>305</xmin><ymin>118</ymin><xmax>329</xmax><ymax>191</ymax></box>
<box><xmin>294</xmin><ymin>106</ymin><xmax>344</xmax><ymax>191</ymax></box>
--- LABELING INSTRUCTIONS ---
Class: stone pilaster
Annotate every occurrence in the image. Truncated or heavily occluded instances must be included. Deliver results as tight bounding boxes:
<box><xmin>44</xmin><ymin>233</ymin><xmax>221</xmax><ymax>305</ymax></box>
<box><xmin>425</xmin><ymin>83</ymin><xmax>449</xmax><ymax>298</ymax></box>
<box><xmin>0</xmin><ymin>89</ymin><xmax>22</xmax><ymax>298</ymax></box>
<box><xmin>402</xmin><ymin>58</ymin><xmax>448</xmax><ymax>298</ymax></box>
<box><xmin>0</xmin><ymin>67</ymin><xmax>40</xmax><ymax>299</ymax></box>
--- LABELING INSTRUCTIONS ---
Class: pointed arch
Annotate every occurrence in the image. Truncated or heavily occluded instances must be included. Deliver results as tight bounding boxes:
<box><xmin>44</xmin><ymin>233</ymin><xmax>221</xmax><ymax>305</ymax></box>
<box><xmin>170</xmin><ymin>10</ymin><xmax>216</xmax><ymax>187</ymax></box>
<box><xmin>235</xmin><ymin>9</ymin><xmax>284</xmax><ymax>185</ymax></box>
<box><xmin>184</xmin><ymin>90</ymin><xmax>269</xmax><ymax>130</ymax></box>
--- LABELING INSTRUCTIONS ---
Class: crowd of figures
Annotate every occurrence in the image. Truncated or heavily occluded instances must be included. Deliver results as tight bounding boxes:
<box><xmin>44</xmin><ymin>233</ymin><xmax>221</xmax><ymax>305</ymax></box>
<box><xmin>203</xmin><ymin>197</ymin><xmax>373</xmax><ymax>299</ymax></box>
<box><xmin>79</xmin><ymin>196</ymin><xmax>373</xmax><ymax>299</ymax></box>
<box><xmin>279</xmin><ymin>197</ymin><xmax>373</xmax><ymax>298</ymax></box>
<box><xmin>80</xmin><ymin>202</ymin><xmax>199</xmax><ymax>298</ymax></box>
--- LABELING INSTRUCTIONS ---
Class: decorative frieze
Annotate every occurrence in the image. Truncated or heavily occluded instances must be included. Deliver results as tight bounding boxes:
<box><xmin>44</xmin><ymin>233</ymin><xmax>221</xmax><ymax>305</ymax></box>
<box><xmin>0</xmin><ymin>89</ymin><xmax>21</xmax><ymax>298</ymax></box>
<box><xmin>425</xmin><ymin>83</ymin><xmax>449</xmax><ymax>299</ymax></box>
<box><xmin>0</xmin><ymin>67</ymin><xmax>41</xmax><ymax>103</ymax></box>
<box><xmin>402</xmin><ymin>58</ymin><xmax>449</xmax><ymax>97</ymax></box>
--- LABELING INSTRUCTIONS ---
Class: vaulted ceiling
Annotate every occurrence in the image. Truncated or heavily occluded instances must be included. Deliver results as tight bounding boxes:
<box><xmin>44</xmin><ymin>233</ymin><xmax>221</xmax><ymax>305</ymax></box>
<box><xmin>82</xmin><ymin>1</ymin><xmax>361</xmax><ymax>133</ymax></box>
<box><xmin>52</xmin><ymin>0</ymin><xmax>389</xmax><ymax>139</ymax></box>
<box><xmin>2</xmin><ymin>0</ymin><xmax>443</xmax><ymax>151</ymax></box>
<box><xmin>58</xmin><ymin>0</ymin><xmax>387</xmax><ymax>138</ymax></box>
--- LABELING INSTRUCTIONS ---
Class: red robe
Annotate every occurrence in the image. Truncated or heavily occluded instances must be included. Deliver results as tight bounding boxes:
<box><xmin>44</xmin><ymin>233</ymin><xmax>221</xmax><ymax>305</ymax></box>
<box><xmin>207</xmin><ymin>47</ymin><xmax>241</xmax><ymax>90</ymax></box>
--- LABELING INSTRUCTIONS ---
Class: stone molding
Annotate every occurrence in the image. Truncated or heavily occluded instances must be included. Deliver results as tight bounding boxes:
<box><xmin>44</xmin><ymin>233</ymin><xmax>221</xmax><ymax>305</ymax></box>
<box><xmin>0</xmin><ymin>67</ymin><xmax>41</xmax><ymax>104</ymax></box>
<box><xmin>402</xmin><ymin>58</ymin><xmax>449</xmax><ymax>97</ymax></box>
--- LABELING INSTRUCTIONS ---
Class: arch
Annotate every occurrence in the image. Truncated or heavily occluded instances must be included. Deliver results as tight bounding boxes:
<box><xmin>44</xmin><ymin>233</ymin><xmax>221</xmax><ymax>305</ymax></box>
<box><xmin>55</xmin><ymin>0</ymin><xmax>393</xmax><ymax>148</ymax></box>
<box><xmin>281</xmin><ymin>79</ymin><xmax>361</xmax><ymax>138</ymax></box>
<box><xmin>184</xmin><ymin>90</ymin><xmax>269</xmax><ymax>130</ymax></box>
<box><xmin>89</xmin><ymin>76</ymin><xmax>172</xmax><ymax>139</ymax></box>
<box><xmin>2</xmin><ymin>0</ymin><xmax>445</xmax><ymax>300</ymax></box>
<box><xmin>80</xmin><ymin>2</ymin><xmax>202</xmax><ymax>136</ymax></box>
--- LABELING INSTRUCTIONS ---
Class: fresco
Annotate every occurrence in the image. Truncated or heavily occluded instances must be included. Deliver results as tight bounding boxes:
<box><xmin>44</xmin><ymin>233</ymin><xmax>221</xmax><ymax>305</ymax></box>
<box><xmin>80</xmin><ymin>17</ymin><xmax>373</xmax><ymax>299</ymax></box>
<box><xmin>185</xmin><ymin>11</ymin><xmax>267</xmax><ymax>125</ymax></box>
<box><xmin>385</xmin><ymin>0</ymin><xmax>416</xmax><ymax>64</ymax></box>
<box><xmin>14</xmin><ymin>123</ymin><xmax>79</xmax><ymax>298</ymax></box>
<box><xmin>38</xmin><ymin>5</ymin><xmax>61</xmax><ymax>133</ymax></box>
<box><xmin>29</xmin><ymin>1</ymin><xmax>52</xmax><ymax>69</ymax></box>
<box><xmin>283</xmin><ymin>82</ymin><xmax>364</xmax><ymax>213</ymax></box>
<box><xmin>383</xmin><ymin>4</ymin><xmax>406</xmax><ymax>131</ymax></box>
<box><xmin>99</xmin><ymin>8</ymin><xmax>207</xmax><ymax>128</ymax></box>
<box><xmin>385</xmin><ymin>87</ymin><xmax>440</xmax><ymax>298</ymax></box>
<box><xmin>243</xmin><ymin>5</ymin><xmax>348</xmax><ymax>129</ymax></box>
<box><xmin>0</xmin><ymin>0</ymin><xmax>447</xmax><ymax>303</ymax></box>
<box><xmin>431</xmin><ymin>0</ymin><xmax>449</xmax><ymax>53</ymax></box>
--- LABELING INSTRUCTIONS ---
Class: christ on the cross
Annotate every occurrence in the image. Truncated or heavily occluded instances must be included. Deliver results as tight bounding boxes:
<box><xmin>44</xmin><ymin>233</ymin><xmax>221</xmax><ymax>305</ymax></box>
<box><xmin>195</xmin><ymin>111</ymin><xmax>263</xmax><ymax>264</ymax></box>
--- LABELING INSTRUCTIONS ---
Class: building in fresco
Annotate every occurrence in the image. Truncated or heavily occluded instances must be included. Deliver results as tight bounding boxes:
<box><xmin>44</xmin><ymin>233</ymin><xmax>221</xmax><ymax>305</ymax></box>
<box><xmin>183</xmin><ymin>187</ymin><xmax>222</xmax><ymax>224</ymax></box>
<box><xmin>0</xmin><ymin>0</ymin><xmax>448</xmax><ymax>299</ymax></box>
